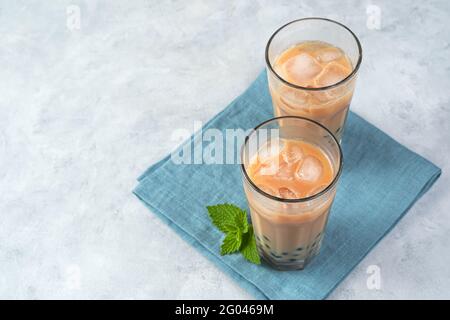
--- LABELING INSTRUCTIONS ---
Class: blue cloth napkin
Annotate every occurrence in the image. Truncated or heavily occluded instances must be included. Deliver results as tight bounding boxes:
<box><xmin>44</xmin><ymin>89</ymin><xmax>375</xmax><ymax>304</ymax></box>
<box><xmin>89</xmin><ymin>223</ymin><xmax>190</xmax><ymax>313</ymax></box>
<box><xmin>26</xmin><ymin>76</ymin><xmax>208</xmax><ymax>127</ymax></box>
<box><xmin>133</xmin><ymin>71</ymin><xmax>441</xmax><ymax>300</ymax></box>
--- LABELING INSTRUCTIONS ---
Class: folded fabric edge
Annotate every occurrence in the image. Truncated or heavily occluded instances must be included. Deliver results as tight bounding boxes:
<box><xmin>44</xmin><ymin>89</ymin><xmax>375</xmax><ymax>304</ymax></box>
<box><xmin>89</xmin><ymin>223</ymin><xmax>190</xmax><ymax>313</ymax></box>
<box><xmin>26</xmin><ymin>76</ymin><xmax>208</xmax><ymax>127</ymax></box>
<box><xmin>133</xmin><ymin>167</ymin><xmax>441</xmax><ymax>300</ymax></box>
<box><xmin>322</xmin><ymin>168</ymin><xmax>441</xmax><ymax>299</ymax></box>
<box><xmin>134</xmin><ymin>128</ymin><xmax>442</xmax><ymax>299</ymax></box>
<box><xmin>132</xmin><ymin>187</ymin><xmax>271</xmax><ymax>300</ymax></box>
<box><xmin>348</xmin><ymin>112</ymin><xmax>441</xmax><ymax>171</ymax></box>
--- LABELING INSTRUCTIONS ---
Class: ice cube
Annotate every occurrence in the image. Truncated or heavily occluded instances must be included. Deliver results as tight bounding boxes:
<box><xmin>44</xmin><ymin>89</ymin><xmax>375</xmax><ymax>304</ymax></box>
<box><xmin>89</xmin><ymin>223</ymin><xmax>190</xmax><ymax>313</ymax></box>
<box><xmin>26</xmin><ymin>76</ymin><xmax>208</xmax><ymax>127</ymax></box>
<box><xmin>327</xmin><ymin>86</ymin><xmax>348</xmax><ymax>100</ymax></box>
<box><xmin>258</xmin><ymin>140</ymin><xmax>284</xmax><ymax>164</ymax></box>
<box><xmin>281</xmin><ymin>143</ymin><xmax>303</xmax><ymax>165</ymax></box>
<box><xmin>258</xmin><ymin>160</ymin><xmax>278</xmax><ymax>176</ymax></box>
<box><xmin>295</xmin><ymin>156</ymin><xmax>323</xmax><ymax>182</ymax></box>
<box><xmin>283</xmin><ymin>53</ymin><xmax>322</xmax><ymax>86</ymax></box>
<box><xmin>274</xmin><ymin>162</ymin><xmax>293</xmax><ymax>181</ymax></box>
<box><xmin>311</xmin><ymin>86</ymin><xmax>346</xmax><ymax>102</ymax></box>
<box><xmin>259</xmin><ymin>184</ymin><xmax>276</xmax><ymax>196</ymax></box>
<box><xmin>314</xmin><ymin>62</ymin><xmax>351</xmax><ymax>87</ymax></box>
<box><xmin>315</xmin><ymin>47</ymin><xmax>343</xmax><ymax>63</ymax></box>
<box><xmin>306</xmin><ymin>184</ymin><xmax>327</xmax><ymax>197</ymax></box>
<box><xmin>280</xmin><ymin>88</ymin><xmax>309</xmax><ymax>109</ymax></box>
<box><xmin>278</xmin><ymin>187</ymin><xmax>298</xmax><ymax>199</ymax></box>
<box><xmin>310</xmin><ymin>90</ymin><xmax>331</xmax><ymax>103</ymax></box>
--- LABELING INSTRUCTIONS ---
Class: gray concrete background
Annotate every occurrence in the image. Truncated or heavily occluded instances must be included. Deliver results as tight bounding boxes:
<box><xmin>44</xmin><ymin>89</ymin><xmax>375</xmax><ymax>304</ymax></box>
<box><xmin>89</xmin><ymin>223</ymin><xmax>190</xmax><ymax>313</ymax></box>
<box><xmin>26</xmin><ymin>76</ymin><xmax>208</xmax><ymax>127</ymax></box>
<box><xmin>0</xmin><ymin>0</ymin><xmax>449</xmax><ymax>299</ymax></box>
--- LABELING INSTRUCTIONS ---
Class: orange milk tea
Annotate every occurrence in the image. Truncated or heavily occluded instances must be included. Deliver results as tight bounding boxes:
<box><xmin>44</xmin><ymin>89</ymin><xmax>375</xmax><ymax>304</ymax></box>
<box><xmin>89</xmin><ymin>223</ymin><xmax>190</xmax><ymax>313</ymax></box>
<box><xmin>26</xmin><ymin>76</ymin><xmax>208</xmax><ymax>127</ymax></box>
<box><xmin>245</xmin><ymin>138</ymin><xmax>335</xmax><ymax>269</ymax></box>
<box><xmin>269</xmin><ymin>41</ymin><xmax>355</xmax><ymax>140</ymax></box>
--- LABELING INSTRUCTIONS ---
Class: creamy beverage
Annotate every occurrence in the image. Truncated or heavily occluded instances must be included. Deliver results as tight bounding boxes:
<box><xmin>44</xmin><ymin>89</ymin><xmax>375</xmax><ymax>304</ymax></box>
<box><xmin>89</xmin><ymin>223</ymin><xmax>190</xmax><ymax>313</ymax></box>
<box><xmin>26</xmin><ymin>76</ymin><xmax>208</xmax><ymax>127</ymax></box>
<box><xmin>246</xmin><ymin>139</ymin><xmax>334</xmax><ymax>269</ymax></box>
<box><xmin>265</xmin><ymin>18</ymin><xmax>362</xmax><ymax>142</ymax></box>
<box><xmin>241</xmin><ymin>117</ymin><xmax>342</xmax><ymax>270</ymax></box>
<box><xmin>270</xmin><ymin>41</ymin><xmax>354</xmax><ymax>140</ymax></box>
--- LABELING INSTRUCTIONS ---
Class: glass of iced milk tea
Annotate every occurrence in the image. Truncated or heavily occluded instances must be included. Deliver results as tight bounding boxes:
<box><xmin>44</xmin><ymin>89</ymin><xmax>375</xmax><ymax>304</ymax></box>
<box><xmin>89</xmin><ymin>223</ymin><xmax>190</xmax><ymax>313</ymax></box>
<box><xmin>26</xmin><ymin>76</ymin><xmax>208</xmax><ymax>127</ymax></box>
<box><xmin>266</xmin><ymin>18</ymin><xmax>362</xmax><ymax>142</ymax></box>
<box><xmin>241</xmin><ymin>116</ymin><xmax>342</xmax><ymax>270</ymax></box>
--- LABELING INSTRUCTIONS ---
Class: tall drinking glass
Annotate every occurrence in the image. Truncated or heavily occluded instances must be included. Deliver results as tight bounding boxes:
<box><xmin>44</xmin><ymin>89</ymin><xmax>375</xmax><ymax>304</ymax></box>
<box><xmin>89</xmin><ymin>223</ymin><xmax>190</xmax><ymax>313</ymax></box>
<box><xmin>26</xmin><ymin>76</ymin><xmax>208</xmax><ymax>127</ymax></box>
<box><xmin>241</xmin><ymin>116</ymin><xmax>342</xmax><ymax>270</ymax></box>
<box><xmin>265</xmin><ymin>18</ymin><xmax>362</xmax><ymax>142</ymax></box>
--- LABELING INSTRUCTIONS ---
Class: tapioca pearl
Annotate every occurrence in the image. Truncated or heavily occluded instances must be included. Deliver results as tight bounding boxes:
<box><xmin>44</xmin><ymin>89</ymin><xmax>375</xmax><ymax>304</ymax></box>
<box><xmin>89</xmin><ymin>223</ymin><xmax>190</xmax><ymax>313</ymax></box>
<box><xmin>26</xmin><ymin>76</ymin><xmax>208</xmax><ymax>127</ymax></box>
<box><xmin>282</xmin><ymin>252</ymin><xmax>289</xmax><ymax>256</ymax></box>
<box><xmin>270</xmin><ymin>252</ymin><xmax>282</xmax><ymax>259</ymax></box>
<box><xmin>264</xmin><ymin>243</ymin><xmax>270</xmax><ymax>249</ymax></box>
<box><xmin>263</xmin><ymin>235</ymin><xmax>270</xmax><ymax>242</ymax></box>
<box><xmin>295</xmin><ymin>247</ymin><xmax>303</xmax><ymax>251</ymax></box>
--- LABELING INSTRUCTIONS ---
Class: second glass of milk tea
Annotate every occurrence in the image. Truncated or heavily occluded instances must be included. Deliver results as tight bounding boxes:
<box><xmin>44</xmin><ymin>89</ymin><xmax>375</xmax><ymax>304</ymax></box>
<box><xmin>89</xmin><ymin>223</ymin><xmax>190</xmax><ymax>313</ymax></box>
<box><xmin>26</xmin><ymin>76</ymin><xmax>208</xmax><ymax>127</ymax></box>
<box><xmin>265</xmin><ymin>18</ymin><xmax>362</xmax><ymax>142</ymax></box>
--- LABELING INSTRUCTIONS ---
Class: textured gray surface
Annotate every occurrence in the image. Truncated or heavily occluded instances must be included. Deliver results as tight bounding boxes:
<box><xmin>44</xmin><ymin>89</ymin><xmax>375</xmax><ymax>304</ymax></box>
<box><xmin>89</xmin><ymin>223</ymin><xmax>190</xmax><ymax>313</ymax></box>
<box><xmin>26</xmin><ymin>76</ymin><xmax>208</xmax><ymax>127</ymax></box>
<box><xmin>0</xmin><ymin>0</ymin><xmax>449</xmax><ymax>299</ymax></box>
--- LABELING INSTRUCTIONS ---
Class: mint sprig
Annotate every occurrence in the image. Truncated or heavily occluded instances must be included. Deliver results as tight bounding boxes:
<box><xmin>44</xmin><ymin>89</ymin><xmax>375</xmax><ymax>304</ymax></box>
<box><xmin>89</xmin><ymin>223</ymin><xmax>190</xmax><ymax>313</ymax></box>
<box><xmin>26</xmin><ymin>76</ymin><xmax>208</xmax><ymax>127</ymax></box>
<box><xmin>207</xmin><ymin>203</ymin><xmax>261</xmax><ymax>265</ymax></box>
<box><xmin>240</xmin><ymin>225</ymin><xmax>260</xmax><ymax>264</ymax></box>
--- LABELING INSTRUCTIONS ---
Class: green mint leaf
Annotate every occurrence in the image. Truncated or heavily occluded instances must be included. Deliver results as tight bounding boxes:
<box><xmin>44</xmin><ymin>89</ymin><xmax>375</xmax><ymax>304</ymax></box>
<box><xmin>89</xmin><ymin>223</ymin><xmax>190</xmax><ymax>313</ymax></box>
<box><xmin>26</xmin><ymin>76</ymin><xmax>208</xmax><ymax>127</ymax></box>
<box><xmin>220</xmin><ymin>230</ymin><xmax>242</xmax><ymax>255</ymax></box>
<box><xmin>207</xmin><ymin>203</ymin><xmax>259</xmax><ymax>265</ymax></box>
<box><xmin>238</xmin><ymin>210</ymin><xmax>249</xmax><ymax>233</ymax></box>
<box><xmin>207</xmin><ymin>203</ymin><xmax>248</xmax><ymax>234</ymax></box>
<box><xmin>240</xmin><ymin>225</ymin><xmax>261</xmax><ymax>265</ymax></box>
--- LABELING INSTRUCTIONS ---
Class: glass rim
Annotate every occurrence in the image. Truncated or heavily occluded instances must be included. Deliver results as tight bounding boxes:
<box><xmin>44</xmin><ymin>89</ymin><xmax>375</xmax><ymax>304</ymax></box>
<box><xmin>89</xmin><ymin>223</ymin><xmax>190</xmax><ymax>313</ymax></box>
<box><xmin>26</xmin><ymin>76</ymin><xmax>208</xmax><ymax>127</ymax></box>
<box><xmin>240</xmin><ymin>116</ymin><xmax>343</xmax><ymax>203</ymax></box>
<box><xmin>265</xmin><ymin>17</ymin><xmax>363</xmax><ymax>92</ymax></box>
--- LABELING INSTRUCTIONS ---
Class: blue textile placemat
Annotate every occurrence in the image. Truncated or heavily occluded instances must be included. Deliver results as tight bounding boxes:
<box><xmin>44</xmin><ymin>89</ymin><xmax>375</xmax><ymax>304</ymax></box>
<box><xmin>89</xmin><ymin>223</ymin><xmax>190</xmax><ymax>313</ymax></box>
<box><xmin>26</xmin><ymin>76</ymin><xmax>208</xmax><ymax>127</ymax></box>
<box><xmin>133</xmin><ymin>71</ymin><xmax>441</xmax><ymax>300</ymax></box>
